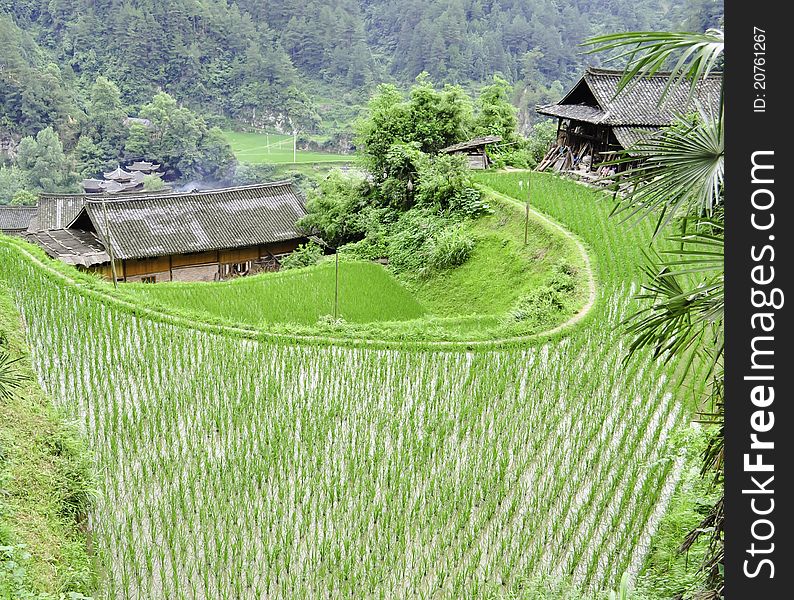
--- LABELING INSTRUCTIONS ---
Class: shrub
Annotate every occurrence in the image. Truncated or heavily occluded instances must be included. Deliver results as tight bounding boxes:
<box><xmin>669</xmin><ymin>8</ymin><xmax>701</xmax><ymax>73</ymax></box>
<box><xmin>504</xmin><ymin>262</ymin><xmax>577</xmax><ymax>326</ymax></box>
<box><xmin>280</xmin><ymin>242</ymin><xmax>324</xmax><ymax>271</ymax></box>
<box><xmin>297</xmin><ymin>171</ymin><xmax>371</xmax><ymax>247</ymax></box>
<box><xmin>427</xmin><ymin>227</ymin><xmax>475</xmax><ymax>271</ymax></box>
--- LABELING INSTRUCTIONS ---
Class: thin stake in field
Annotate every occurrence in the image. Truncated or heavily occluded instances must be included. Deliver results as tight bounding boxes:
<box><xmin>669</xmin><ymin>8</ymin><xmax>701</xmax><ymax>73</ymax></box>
<box><xmin>519</xmin><ymin>175</ymin><xmax>532</xmax><ymax>245</ymax></box>
<box><xmin>317</xmin><ymin>238</ymin><xmax>340</xmax><ymax>319</ymax></box>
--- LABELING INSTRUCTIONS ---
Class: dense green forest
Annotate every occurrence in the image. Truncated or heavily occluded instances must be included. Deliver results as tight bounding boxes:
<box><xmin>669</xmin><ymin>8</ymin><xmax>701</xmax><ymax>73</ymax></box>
<box><xmin>2</xmin><ymin>0</ymin><xmax>723</xmax><ymax>140</ymax></box>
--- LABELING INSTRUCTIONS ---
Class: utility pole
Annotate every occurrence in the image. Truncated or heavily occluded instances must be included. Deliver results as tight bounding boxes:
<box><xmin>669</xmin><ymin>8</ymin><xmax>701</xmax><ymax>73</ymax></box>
<box><xmin>102</xmin><ymin>199</ymin><xmax>119</xmax><ymax>288</ymax></box>
<box><xmin>293</xmin><ymin>130</ymin><xmax>297</xmax><ymax>164</ymax></box>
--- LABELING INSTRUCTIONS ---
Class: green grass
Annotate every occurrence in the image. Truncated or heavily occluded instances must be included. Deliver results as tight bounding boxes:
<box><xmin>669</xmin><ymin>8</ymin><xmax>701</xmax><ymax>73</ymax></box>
<box><xmin>121</xmin><ymin>187</ymin><xmax>590</xmax><ymax>341</ymax></box>
<box><xmin>401</xmin><ymin>195</ymin><xmax>588</xmax><ymax>318</ymax></box>
<box><xmin>117</xmin><ymin>176</ymin><xmax>592</xmax><ymax>342</ymax></box>
<box><xmin>0</xmin><ymin>287</ymin><xmax>95</xmax><ymax>597</ymax></box>
<box><xmin>127</xmin><ymin>260</ymin><xmax>426</xmax><ymax>326</ymax></box>
<box><xmin>223</xmin><ymin>130</ymin><xmax>353</xmax><ymax>164</ymax></box>
<box><xmin>0</xmin><ymin>171</ymin><xmax>711</xmax><ymax>597</ymax></box>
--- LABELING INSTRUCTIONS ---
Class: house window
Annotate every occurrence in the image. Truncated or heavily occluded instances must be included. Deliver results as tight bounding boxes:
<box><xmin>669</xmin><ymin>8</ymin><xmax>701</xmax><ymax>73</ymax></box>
<box><xmin>221</xmin><ymin>261</ymin><xmax>251</xmax><ymax>278</ymax></box>
<box><xmin>141</xmin><ymin>275</ymin><xmax>157</xmax><ymax>284</ymax></box>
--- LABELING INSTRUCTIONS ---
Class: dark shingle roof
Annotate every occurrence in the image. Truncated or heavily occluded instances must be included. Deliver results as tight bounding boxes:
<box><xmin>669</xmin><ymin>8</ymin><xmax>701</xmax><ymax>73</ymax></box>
<box><xmin>441</xmin><ymin>135</ymin><xmax>503</xmax><ymax>153</ymax></box>
<box><xmin>83</xmin><ymin>181</ymin><xmax>307</xmax><ymax>260</ymax></box>
<box><xmin>535</xmin><ymin>104</ymin><xmax>606</xmax><ymax>123</ymax></box>
<box><xmin>537</xmin><ymin>67</ymin><xmax>722</xmax><ymax>127</ymax></box>
<box><xmin>24</xmin><ymin>229</ymin><xmax>110</xmax><ymax>266</ymax></box>
<box><xmin>612</xmin><ymin>126</ymin><xmax>659</xmax><ymax>151</ymax></box>
<box><xmin>0</xmin><ymin>206</ymin><xmax>38</xmax><ymax>234</ymax></box>
<box><xmin>29</xmin><ymin>194</ymin><xmax>87</xmax><ymax>232</ymax></box>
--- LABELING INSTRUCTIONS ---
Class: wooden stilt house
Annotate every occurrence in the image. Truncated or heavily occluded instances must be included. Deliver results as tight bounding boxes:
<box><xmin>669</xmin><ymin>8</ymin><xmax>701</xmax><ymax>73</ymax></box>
<box><xmin>535</xmin><ymin>68</ymin><xmax>722</xmax><ymax>175</ymax></box>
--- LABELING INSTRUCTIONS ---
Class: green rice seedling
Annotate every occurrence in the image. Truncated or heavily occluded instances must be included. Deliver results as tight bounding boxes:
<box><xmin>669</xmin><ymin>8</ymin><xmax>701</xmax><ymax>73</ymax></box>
<box><xmin>0</xmin><ymin>171</ymin><xmax>708</xmax><ymax>598</ymax></box>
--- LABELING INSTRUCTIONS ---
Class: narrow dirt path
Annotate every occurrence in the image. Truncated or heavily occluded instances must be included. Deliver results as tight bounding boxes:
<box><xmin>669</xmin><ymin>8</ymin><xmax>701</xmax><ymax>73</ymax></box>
<box><xmin>481</xmin><ymin>186</ymin><xmax>597</xmax><ymax>336</ymax></box>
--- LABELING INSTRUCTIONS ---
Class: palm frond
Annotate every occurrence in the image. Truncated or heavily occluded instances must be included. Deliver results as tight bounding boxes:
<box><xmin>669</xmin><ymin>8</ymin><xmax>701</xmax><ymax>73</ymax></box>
<box><xmin>623</xmin><ymin>225</ymin><xmax>723</xmax><ymax>366</ymax></box>
<box><xmin>609</xmin><ymin>111</ymin><xmax>723</xmax><ymax>236</ymax></box>
<box><xmin>0</xmin><ymin>351</ymin><xmax>26</xmax><ymax>401</ymax></box>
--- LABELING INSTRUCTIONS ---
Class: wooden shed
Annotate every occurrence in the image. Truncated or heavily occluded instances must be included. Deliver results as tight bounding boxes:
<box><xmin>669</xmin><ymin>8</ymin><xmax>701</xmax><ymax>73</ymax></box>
<box><xmin>535</xmin><ymin>68</ymin><xmax>722</xmax><ymax>175</ymax></box>
<box><xmin>440</xmin><ymin>135</ymin><xmax>502</xmax><ymax>169</ymax></box>
<box><xmin>26</xmin><ymin>181</ymin><xmax>309</xmax><ymax>283</ymax></box>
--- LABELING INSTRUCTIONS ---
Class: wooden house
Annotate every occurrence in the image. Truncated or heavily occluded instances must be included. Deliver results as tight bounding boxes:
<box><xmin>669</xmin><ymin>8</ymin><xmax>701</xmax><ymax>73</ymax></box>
<box><xmin>26</xmin><ymin>181</ymin><xmax>309</xmax><ymax>282</ymax></box>
<box><xmin>440</xmin><ymin>135</ymin><xmax>502</xmax><ymax>169</ymax></box>
<box><xmin>535</xmin><ymin>68</ymin><xmax>722</xmax><ymax>174</ymax></box>
<box><xmin>0</xmin><ymin>206</ymin><xmax>37</xmax><ymax>236</ymax></box>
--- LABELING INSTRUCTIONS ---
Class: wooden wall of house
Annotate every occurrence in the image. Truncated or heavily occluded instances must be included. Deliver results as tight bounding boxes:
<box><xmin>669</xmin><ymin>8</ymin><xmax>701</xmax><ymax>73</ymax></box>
<box><xmin>89</xmin><ymin>238</ymin><xmax>307</xmax><ymax>283</ymax></box>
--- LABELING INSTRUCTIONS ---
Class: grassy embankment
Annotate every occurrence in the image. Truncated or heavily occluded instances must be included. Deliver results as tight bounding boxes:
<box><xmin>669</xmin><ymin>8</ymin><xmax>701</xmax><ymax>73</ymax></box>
<box><xmin>0</xmin><ymin>287</ymin><xmax>95</xmax><ymax>598</ymax></box>
<box><xmin>125</xmin><ymin>180</ymin><xmax>590</xmax><ymax>341</ymax></box>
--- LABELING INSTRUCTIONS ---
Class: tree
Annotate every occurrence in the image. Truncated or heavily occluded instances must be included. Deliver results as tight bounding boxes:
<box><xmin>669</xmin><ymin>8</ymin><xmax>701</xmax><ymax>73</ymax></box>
<box><xmin>475</xmin><ymin>75</ymin><xmax>518</xmax><ymax>143</ymax></box>
<box><xmin>124</xmin><ymin>123</ymin><xmax>153</xmax><ymax>160</ymax></box>
<box><xmin>10</xmin><ymin>190</ymin><xmax>37</xmax><ymax>206</ymax></box>
<box><xmin>139</xmin><ymin>92</ymin><xmax>236</xmax><ymax>181</ymax></box>
<box><xmin>587</xmin><ymin>28</ymin><xmax>724</xmax><ymax>597</ymax></box>
<box><xmin>15</xmin><ymin>126</ymin><xmax>75</xmax><ymax>192</ymax></box>
<box><xmin>196</xmin><ymin>127</ymin><xmax>237</xmax><ymax>181</ymax></box>
<box><xmin>74</xmin><ymin>135</ymin><xmax>106</xmax><ymax>178</ymax></box>
<box><xmin>0</xmin><ymin>165</ymin><xmax>29</xmax><ymax>205</ymax></box>
<box><xmin>355</xmin><ymin>75</ymin><xmax>473</xmax><ymax>188</ymax></box>
<box><xmin>86</xmin><ymin>77</ymin><xmax>127</xmax><ymax>162</ymax></box>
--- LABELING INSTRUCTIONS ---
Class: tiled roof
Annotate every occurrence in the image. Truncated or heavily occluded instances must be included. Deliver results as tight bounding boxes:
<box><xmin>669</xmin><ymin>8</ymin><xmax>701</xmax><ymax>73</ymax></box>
<box><xmin>0</xmin><ymin>206</ymin><xmax>37</xmax><ymax>233</ymax></box>
<box><xmin>537</xmin><ymin>68</ymin><xmax>722</xmax><ymax>127</ymax></box>
<box><xmin>535</xmin><ymin>104</ymin><xmax>606</xmax><ymax>123</ymax></box>
<box><xmin>83</xmin><ymin>181</ymin><xmax>307</xmax><ymax>260</ymax></box>
<box><xmin>24</xmin><ymin>229</ymin><xmax>110</xmax><ymax>266</ymax></box>
<box><xmin>441</xmin><ymin>135</ymin><xmax>503</xmax><ymax>153</ymax></box>
<box><xmin>29</xmin><ymin>194</ymin><xmax>86</xmax><ymax>232</ymax></box>
<box><xmin>612</xmin><ymin>126</ymin><xmax>659</xmax><ymax>152</ymax></box>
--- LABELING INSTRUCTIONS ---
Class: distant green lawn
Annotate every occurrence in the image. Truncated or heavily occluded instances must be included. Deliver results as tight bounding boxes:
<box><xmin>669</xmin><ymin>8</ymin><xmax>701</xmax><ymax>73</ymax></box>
<box><xmin>223</xmin><ymin>130</ymin><xmax>352</xmax><ymax>164</ymax></box>
<box><xmin>127</xmin><ymin>261</ymin><xmax>425</xmax><ymax>326</ymax></box>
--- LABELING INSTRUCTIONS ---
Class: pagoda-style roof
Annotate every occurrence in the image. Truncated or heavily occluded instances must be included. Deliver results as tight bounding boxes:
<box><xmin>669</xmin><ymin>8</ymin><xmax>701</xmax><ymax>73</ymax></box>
<box><xmin>81</xmin><ymin>178</ymin><xmax>105</xmax><ymax>192</ymax></box>
<box><xmin>103</xmin><ymin>166</ymin><xmax>134</xmax><ymax>182</ymax></box>
<box><xmin>536</xmin><ymin>67</ymin><xmax>722</xmax><ymax>127</ymax></box>
<box><xmin>128</xmin><ymin>161</ymin><xmax>161</xmax><ymax>173</ymax></box>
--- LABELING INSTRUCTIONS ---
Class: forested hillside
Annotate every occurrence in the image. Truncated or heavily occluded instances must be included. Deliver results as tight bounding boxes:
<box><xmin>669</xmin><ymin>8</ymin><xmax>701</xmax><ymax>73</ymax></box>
<box><xmin>2</xmin><ymin>0</ymin><xmax>723</xmax><ymax>140</ymax></box>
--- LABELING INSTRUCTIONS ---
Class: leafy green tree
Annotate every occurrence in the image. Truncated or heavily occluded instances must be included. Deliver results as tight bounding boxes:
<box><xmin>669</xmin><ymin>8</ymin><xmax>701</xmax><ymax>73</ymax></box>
<box><xmin>10</xmin><ymin>190</ymin><xmax>37</xmax><ymax>206</ymax></box>
<box><xmin>140</xmin><ymin>92</ymin><xmax>236</xmax><ymax>181</ymax></box>
<box><xmin>74</xmin><ymin>135</ymin><xmax>106</xmax><ymax>179</ymax></box>
<box><xmin>86</xmin><ymin>77</ymin><xmax>127</xmax><ymax>162</ymax></box>
<box><xmin>475</xmin><ymin>75</ymin><xmax>518</xmax><ymax>143</ymax></box>
<box><xmin>15</xmin><ymin>127</ymin><xmax>75</xmax><ymax>192</ymax></box>
<box><xmin>355</xmin><ymin>75</ymin><xmax>473</xmax><ymax>191</ymax></box>
<box><xmin>196</xmin><ymin>127</ymin><xmax>237</xmax><ymax>181</ymax></box>
<box><xmin>0</xmin><ymin>165</ymin><xmax>30</xmax><ymax>205</ymax></box>
<box><xmin>297</xmin><ymin>171</ymin><xmax>371</xmax><ymax>247</ymax></box>
<box><xmin>123</xmin><ymin>123</ymin><xmax>153</xmax><ymax>161</ymax></box>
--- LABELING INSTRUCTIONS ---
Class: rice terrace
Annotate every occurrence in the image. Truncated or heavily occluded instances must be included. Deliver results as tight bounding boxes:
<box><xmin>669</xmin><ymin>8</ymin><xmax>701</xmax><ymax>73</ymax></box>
<box><xmin>0</xmin><ymin>171</ymin><xmax>709</xmax><ymax>598</ymax></box>
<box><xmin>0</xmin><ymin>3</ymin><xmax>724</xmax><ymax>598</ymax></box>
